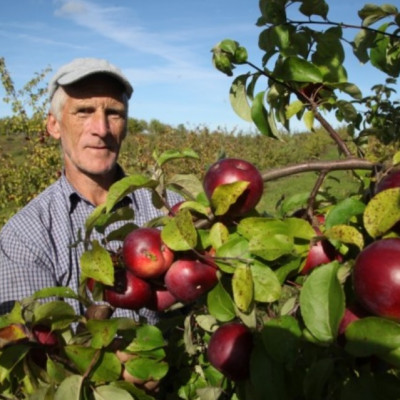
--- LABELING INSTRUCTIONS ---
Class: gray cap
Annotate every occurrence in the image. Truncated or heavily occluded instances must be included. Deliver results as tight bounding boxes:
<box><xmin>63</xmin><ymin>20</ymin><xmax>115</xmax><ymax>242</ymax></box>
<box><xmin>48</xmin><ymin>57</ymin><xmax>133</xmax><ymax>100</ymax></box>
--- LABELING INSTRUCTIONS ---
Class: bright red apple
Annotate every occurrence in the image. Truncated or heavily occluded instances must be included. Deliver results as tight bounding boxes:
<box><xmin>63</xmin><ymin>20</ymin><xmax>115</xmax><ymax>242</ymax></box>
<box><xmin>103</xmin><ymin>268</ymin><xmax>153</xmax><ymax>310</ymax></box>
<box><xmin>164</xmin><ymin>258</ymin><xmax>218</xmax><ymax>303</ymax></box>
<box><xmin>203</xmin><ymin>158</ymin><xmax>264</xmax><ymax>216</ymax></box>
<box><xmin>300</xmin><ymin>223</ymin><xmax>342</xmax><ymax>275</ymax></box>
<box><xmin>353</xmin><ymin>238</ymin><xmax>400</xmax><ymax>321</ymax></box>
<box><xmin>123</xmin><ymin>227</ymin><xmax>174</xmax><ymax>279</ymax></box>
<box><xmin>146</xmin><ymin>286</ymin><xmax>178</xmax><ymax>311</ymax></box>
<box><xmin>207</xmin><ymin>322</ymin><xmax>253</xmax><ymax>381</ymax></box>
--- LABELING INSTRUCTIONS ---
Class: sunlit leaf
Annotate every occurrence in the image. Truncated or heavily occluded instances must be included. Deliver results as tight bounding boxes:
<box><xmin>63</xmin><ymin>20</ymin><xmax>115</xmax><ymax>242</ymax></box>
<box><xmin>363</xmin><ymin>188</ymin><xmax>400</xmax><ymax>238</ymax></box>
<box><xmin>230</xmin><ymin>74</ymin><xmax>252</xmax><ymax>121</ymax></box>
<box><xmin>65</xmin><ymin>346</ymin><xmax>121</xmax><ymax>382</ymax></box>
<box><xmin>162</xmin><ymin>208</ymin><xmax>197</xmax><ymax>250</ymax></box>
<box><xmin>54</xmin><ymin>375</ymin><xmax>83</xmax><ymax>400</ymax></box>
<box><xmin>80</xmin><ymin>241</ymin><xmax>114</xmax><ymax>287</ymax></box>
<box><xmin>106</xmin><ymin>175</ymin><xmax>158</xmax><ymax>213</ymax></box>
<box><xmin>300</xmin><ymin>262</ymin><xmax>345</xmax><ymax>343</ymax></box>
<box><xmin>232</xmin><ymin>264</ymin><xmax>253</xmax><ymax>312</ymax></box>
<box><xmin>251</xmin><ymin>261</ymin><xmax>281</xmax><ymax>303</ymax></box>
<box><xmin>207</xmin><ymin>282</ymin><xmax>236</xmax><ymax>322</ymax></box>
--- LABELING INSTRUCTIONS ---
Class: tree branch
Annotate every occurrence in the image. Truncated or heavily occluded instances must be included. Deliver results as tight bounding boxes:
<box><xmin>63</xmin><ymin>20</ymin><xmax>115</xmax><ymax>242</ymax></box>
<box><xmin>261</xmin><ymin>158</ymin><xmax>378</xmax><ymax>182</ymax></box>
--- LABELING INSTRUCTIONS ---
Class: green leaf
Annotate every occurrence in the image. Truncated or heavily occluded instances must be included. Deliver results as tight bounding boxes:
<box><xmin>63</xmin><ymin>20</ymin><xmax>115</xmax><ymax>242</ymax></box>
<box><xmin>125</xmin><ymin>357</ymin><xmax>168</xmax><ymax>381</ymax></box>
<box><xmin>229</xmin><ymin>74</ymin><xmax>252</xmax><ymax>122</ymax></box>
<box><xmin>33</xmin><ymin>301</ymin><xmax>77</xmax><ymax>326</ymax></box>
<box><xmin>219</xmin><ymin>39</ymin><xmax>238</xmax><ymax>55</ymax></box>
<box><xmin>64</xmin><ymin>346</ymin><xmax>121</xmax><ymax>382</ymax></box>
<box><xmin>363</xmin><ymin>188</ymin><xmax>400</xmax><ymax>238</ymax></box>
<box><xmin>358</xmin><ymin>4</ymin><xmax>398</xmax><ymax>27</ymax></box>
<box><xmin>333</xmin><ymin>82</ymin><xmax>363</xmax><ymax>100</ymax></box>
<box><xmin>300</xmin><ymin>262</ymin><xmax>345</xmax><ymax>343</ymax></box>
<box><xmin>211</xmin><ymin>180</ymin><xmax>249</xmax><ymax>216</ymax></box>
<box><xmin>80</xmin><ymin>240</ymin><xmax>114</xmax><ymax>285</ymax></box>
<box><xmin>215</xmin><ymin>236</ymin><xmax>250</xmax><ymax>273</ymax></box>
<box><xmin>285</xmin><ymin>100</ymin><xmax>305</xmax><ymax>118</ymax></box>
<box><xmin>54</xmin><ymin>375</ymin><xmax>84</xmax><ymax>400</ymax></box>
<box><xmin>325</xmin><ymin>224</ymin><xmax>364</xmax><ymax>250</ymax></box>
<box><xmin>126</xmin><ymin>325</ymin><xmax>165</xmax><ymax>353</ymax></box>
<box><xmin>285</xmin><ymin>217</ymin><xmax>316</xmax><ymax>240</ymax></box>
<box><xmin>299</xmin><ymin>0</ymin><xmax>329</xmax><ymax>18</ymax></box>
<box><xmin>33</xmin><ymin>286</ymin><xmax>80</xmax><ymax>301</ymax></box>
<box><xmin>94</xmin><ymin>206</ymin><xmax>135</xmax><ymax>234</ymax></box>
<box><xmin>325</xmin><ymin>197</ymin><xmax>365</xmax><ymax>228</ymax></box>
<box><xmin>155</xmin><ymin>148</ymin><xmax>199</xmax><ymax>167</ymax></box>
<box><xmin>93</xmin><ymin>385</ymin><xmax>134</xmax><ymax>400</ymax></box>
<box><xmin>277</xmin><ymin>56</ymin><xmax>323</xmax><ymax>83</ymax></box>
<box><xmin>0</xmin><ymin>303</ymin><xmax>24</xmax><ymax>329</ymax></box>
<box><xmin>106</xmin><ymin>175</ymin><xmax>158</xmax><ymax>213</ymax></box>
<box><xmin>238</xmin><ymin>217</ymin><xmax>288</xmax><ymax>238</ymax></box>
<box><xmin>303</xmin><ymin>110</ymin><xmax>314</xmax><ymax>130</ymax></box>
<box><xmin>106</xmin><ymin>222</ymin><xmax>138</xmax><ymax>242</ymax></box>
<box><xmin>0</xmin><ymin>344</ymin><xmax>30</xmax><ymax>383</ymax></box>
<box><xmin>234</xmin><ymin>46</ymin><xmax>248</xmax><ymax>64</ymax></box>
<box><xmin>167</xmin><ymin>173</ymin><xmax>204</xmax><ymax>199</ymax></box>
<box><xmin>209</xmin><ymin>222</ymin><xmax>230</xmax><ymax>249</ymax></box>
<box><xmin>87</xmin><ymin>319</ymin><xmax>119</xmax><ymax>349</ymax></box>
<box><xmin>161</xmin><ymin>208</ymin><xmax>197</xmax><ymax>251</ymax></box>
<box><xmin>251</xmin><ymin>91</ymin><xmax>274</xmax><ymax>137</ymax></box>
<box><xmin>207</xmin><ymin>282</ymin><xmax>236</xmax><ymax>322</ymax></box>
<box><xmin>85</xmin><ymin>203</ymin><xmax>107</xmax><ymax>237</ymax></box>
<box><xmin>345</xmin><ymin>316</ymin><xmax>400</xmax><ymax>357</ymax></box>
<box><xmin>251</xmin><ymin>260</ymin><xmax>281</xmax><ymax>303</ymax></box>
<box><xmin>232</xmin><ymin>264</ymin><xmax>253</xmax><ymax>312</ymax></box>
<box><xmin>249</xmin><ymin>233</ymin><xmax>293</xmax><ymax>261</ymax></box>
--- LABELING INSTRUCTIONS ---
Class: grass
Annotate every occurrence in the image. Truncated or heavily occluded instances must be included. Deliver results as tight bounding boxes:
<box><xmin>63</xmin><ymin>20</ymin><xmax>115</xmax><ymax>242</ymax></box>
<box><xmin>257</xmin><ymin>145</ymin><xmax>362</xmax><ymax>215</ymax></box>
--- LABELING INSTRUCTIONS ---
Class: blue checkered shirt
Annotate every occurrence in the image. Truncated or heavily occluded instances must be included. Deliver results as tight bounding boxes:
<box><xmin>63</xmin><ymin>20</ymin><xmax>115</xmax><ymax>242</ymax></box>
<box><xmin>0</xmin><ymin>171</ymin><xmax>181</xmax><ymax>323</ymax></box>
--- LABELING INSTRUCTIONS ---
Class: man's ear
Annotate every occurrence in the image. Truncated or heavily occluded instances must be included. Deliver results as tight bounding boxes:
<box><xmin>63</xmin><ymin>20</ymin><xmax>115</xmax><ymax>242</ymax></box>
<box><xmin>46</xmin><ymin>113</ymin><xmax>61</xmax><ymax>140</ymax></box>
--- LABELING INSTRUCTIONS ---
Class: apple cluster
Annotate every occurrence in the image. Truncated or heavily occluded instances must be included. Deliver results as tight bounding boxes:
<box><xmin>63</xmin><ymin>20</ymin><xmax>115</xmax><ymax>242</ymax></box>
<box><xmin>87</xmin><ymin>227</ymin><xmax>219</xmax><ymax>312</ymax></box>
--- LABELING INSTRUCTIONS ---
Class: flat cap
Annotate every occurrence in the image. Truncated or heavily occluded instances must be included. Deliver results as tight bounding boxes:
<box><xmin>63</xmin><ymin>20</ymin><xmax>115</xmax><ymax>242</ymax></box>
<box><xmin>48</xmin><ymin>57</ymin><xmax>133</xmax><ymax>100</ymax></box>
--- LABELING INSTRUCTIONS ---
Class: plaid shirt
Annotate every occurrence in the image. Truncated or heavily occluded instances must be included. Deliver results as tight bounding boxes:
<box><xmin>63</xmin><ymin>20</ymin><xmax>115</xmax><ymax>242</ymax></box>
<box><xmin>0</xmin><ymin>170</ymin><xmax>181</xmax><ymax>324</ymax></box>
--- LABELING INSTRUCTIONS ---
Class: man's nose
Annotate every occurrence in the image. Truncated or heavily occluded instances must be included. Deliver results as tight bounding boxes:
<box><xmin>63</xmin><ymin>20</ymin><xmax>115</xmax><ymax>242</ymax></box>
<box><xmin>92</xmin><ymin>112</ymin><xmax>110</xmax><ymax>136</ymax></box>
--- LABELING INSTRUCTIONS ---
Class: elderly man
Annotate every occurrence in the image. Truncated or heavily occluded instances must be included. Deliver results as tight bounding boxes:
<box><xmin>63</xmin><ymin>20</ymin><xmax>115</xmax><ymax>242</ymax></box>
<box><xmin>0</xmin><ymin>58</ymin><xmax>180</xmax><ymax>322</ymax></box>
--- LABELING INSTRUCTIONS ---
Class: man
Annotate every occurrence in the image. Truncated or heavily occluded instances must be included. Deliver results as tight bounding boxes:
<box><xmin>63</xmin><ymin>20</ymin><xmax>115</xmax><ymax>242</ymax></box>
<box><xmin>0</xmin><ymin>58</ymin><xmax>181</xmax><ymax>322</ymax></box>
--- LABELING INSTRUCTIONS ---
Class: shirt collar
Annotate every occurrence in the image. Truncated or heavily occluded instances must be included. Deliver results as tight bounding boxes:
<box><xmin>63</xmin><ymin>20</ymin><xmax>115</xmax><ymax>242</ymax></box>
<box><xmin>59</xmin><ymin>166</ymin><xmax>133</xmax><ymax>214</ymax></box>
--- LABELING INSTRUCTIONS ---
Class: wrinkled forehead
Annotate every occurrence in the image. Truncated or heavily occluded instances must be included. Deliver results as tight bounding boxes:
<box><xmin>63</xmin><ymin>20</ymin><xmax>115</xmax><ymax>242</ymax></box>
<box><xmin>63</xmin><ymin>73</ymin><xmax>127</xmax><ymax>102</ymax></box>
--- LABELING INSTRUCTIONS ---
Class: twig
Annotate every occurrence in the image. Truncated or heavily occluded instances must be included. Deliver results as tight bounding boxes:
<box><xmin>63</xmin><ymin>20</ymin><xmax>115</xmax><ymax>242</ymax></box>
<box><xmin>260</xmin><ymin>158</ymin><xmax>377</xmax><ymax>182</ymax></box>
<box><xmin>306</xmin><ymin>170</ymin><xmax>328</xmax><ymax>220</ymax></box>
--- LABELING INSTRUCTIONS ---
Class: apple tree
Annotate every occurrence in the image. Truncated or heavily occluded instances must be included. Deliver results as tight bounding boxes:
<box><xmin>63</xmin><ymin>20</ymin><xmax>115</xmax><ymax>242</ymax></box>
<box><xmin>1</xmin><ymin>1</ymin><xmax>400</xmax><ymax>399</ymax></box>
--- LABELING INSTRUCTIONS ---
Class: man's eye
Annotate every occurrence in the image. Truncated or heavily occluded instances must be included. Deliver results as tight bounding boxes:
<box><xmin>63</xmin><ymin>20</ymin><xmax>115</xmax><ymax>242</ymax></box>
<box><xmin>108</xmin><ymin>110</ymin><xmax>125</xmax><ymax>119</ymax></box>
<box><xmin>76</xmin><ymin>107</ymin><xmax>93</xmax><ymax>115</ymax></box>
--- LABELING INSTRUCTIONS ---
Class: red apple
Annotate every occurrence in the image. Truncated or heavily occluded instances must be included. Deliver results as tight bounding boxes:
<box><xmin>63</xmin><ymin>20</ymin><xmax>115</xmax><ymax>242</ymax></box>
<box><xmin>164</xmin><ymin>258</ymin><xmax>218</xmax><ymax>303</ymax></box>
<box><xmin>375</xmin><ymin>169</ymin><xmax>400</xmax><ymax>193</ymax></box>
<box><xmin>203</xmin><ymin>158</ymin><xmax>264</xmax><ymax>216</ymax></box>
<box><xmin>147</xmin><ymin>286</ymin><xmax>178</xmax><ymax>311</ymax></box>
<box><xmin>300</xmin><ymin>227</ymin><xmax>342</xmax><ymax>275</ymax></box>
<box><xmin>207</xmin><ymin>322</ymin><xmax>253</xmax><ymax>381</ymax></box>
<box><xmin>353</xmin><ymin>238</ymin><xmax>400</xmax><ymax>321</ymax></box>
<box><xmin>32</xmin><ymin>325</ymin><xmax>58</xmax><ymax>346</ymax></box>
<box><xmin>104</xmin><ymin>268</ymin><xmax>153</xmax><ymax>310</ymax></box>
<box><xmin>123</xmin><ymin>227</ymin><xmax>174</xmax><ymax>279</ymax></box>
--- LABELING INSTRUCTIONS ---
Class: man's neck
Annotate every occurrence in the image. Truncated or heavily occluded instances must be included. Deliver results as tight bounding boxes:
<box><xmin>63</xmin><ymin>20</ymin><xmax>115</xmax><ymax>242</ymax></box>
<box><xmin>65</xmin><ymin>166</ymin><xmax>121</xmax><ymax>206</ymax></box>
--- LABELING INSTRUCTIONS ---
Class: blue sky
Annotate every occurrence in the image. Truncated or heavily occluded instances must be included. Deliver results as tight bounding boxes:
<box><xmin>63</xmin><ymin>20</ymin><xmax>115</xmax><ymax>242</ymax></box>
<box><xmin>0</xmin><ymin>0</ymin><xmax>392</xmax><ymax>133</ymax></box>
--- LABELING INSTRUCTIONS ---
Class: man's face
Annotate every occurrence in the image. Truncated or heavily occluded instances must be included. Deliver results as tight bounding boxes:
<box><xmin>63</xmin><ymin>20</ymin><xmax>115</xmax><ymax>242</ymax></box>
<box><xmin>49</xmin><ymin>75</ymin><xmax>128</xmax><ymax>178</ymax></box>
